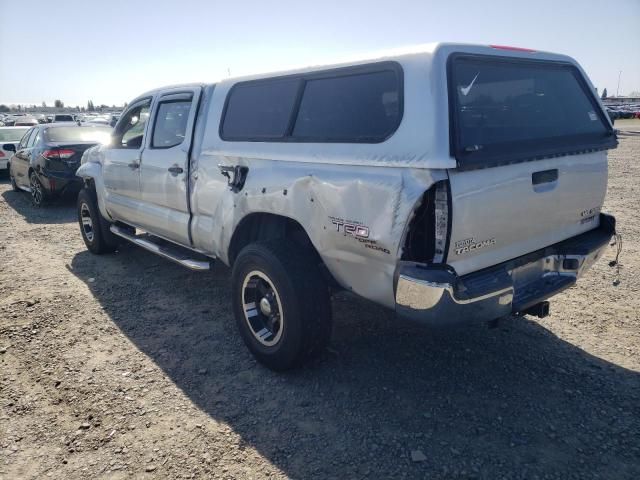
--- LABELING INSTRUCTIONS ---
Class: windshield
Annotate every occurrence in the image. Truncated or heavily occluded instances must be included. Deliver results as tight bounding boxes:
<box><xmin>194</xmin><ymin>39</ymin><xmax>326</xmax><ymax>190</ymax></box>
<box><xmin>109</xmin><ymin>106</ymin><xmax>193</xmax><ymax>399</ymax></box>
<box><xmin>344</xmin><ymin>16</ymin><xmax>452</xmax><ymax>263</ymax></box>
<box><xmin>55</xmin><ymin>115</ymin><xmax>74</xmax><ymax>121</ymax></box>
<box><xmin>44</xmin><ymin>126</ymin><xmax>112</xmax><ymax>144</ymax></box>
<box><xmin>0</xmin><ymin>127</ymin><xmax>29</xmax><ymax>142</ymax></box>
<box><xmin>450</xmin><ymin>55</ymin><xmax>615</xmax><ymax>168</ymax></box>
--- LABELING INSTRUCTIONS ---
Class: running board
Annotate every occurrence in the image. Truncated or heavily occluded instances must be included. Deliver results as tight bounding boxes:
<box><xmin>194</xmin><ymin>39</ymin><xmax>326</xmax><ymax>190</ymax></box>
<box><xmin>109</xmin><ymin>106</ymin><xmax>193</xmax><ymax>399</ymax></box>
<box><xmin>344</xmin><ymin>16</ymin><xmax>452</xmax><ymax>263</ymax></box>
<box><xmin>110</xmin><ymin>225</ymin><xmax>211</xmax><ymax>271</ymax></box>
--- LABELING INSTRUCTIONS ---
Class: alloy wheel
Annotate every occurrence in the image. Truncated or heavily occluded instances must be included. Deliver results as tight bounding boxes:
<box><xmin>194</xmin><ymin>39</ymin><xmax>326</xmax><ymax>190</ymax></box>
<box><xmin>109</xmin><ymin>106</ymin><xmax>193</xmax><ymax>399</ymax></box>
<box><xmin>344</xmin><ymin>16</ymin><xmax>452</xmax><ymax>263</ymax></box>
<box><xmin>30</xmin><ymin>173</ymin><xmax>43</xmax><ymax>205</ymax></box>
<box><xmin>241</xmin><ymin>270</ymin><xmax>284</xmax><ymax>347</ymax></box>
<box><xmin>79</xmin><ymin>202</ymin><xmax>94</xmax><ymax>242</ymax></box>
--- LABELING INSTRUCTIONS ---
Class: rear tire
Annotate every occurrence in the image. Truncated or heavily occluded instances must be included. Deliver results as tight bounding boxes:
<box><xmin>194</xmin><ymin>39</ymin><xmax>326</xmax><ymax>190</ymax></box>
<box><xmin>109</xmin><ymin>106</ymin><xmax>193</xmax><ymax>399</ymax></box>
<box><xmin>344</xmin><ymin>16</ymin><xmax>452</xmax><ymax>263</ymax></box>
<box><xmin>29</xmin><ymin>171</ymin><xmax>48</xmax><ymax>207</ymax></box>
<box><xmin>77</xmin><ymin>188</ymin><xmax>119</xmax><ymax>254</ymax></box>
<box><xmin>231</xmin><ymin>239</ymin><xmax>333</xmax><ymax>371</ymax></box>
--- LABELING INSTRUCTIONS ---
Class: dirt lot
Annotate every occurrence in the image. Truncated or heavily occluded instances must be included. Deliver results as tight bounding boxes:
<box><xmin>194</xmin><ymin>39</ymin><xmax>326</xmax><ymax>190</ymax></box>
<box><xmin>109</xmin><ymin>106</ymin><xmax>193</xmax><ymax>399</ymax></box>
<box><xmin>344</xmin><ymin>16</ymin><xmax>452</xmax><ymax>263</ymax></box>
<box><xmin>1</xmin><ymin>127</ymin><xmax>639</xmax><ymax>480</ymax></box>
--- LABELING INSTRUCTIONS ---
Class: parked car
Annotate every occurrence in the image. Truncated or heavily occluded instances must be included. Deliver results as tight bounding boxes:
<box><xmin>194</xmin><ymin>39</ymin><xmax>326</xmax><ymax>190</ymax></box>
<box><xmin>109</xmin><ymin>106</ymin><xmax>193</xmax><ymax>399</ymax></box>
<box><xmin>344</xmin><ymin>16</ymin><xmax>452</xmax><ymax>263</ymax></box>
<box><xmin>76</xmin><ymin>43</ymin><xmax>617</xmax><ymax>370</ymax></box>
<box><xmin>0</xmin><ymin>126</ymin><xmax>30</xmax><ymax>173</ymax></box>
<box><xmin>52</xmin><ymin>114</ymin><xmax>76</xmax><ymax>123</ymax></box>
<box><xmin>14</xmin><ymin>116</ymin><xmax>39</xmax><ymax>127</ymax></box>
<box><xmin>84</xmin><ymin>116</ymin><xmax>111</xmax><ymax>126</ymax></box>
<box><xmin>1</xmin><ymin>114</ymin><xmax>26</xmax><ymax>126</ymax></box>
<box><xmin>4</xmin><ymin>124</ymin><xmax>111</xmax><ymax>205</ymax></box>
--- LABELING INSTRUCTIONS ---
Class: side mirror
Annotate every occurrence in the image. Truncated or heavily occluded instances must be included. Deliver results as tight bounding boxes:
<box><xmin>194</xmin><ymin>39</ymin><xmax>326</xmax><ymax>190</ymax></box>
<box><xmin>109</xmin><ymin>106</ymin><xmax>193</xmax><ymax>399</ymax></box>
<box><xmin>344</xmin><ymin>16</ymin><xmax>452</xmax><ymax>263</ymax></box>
<box><xmin>2</xmin><ymin>143</ymin><xmax>16</xmax><ymax>152</ymax></box>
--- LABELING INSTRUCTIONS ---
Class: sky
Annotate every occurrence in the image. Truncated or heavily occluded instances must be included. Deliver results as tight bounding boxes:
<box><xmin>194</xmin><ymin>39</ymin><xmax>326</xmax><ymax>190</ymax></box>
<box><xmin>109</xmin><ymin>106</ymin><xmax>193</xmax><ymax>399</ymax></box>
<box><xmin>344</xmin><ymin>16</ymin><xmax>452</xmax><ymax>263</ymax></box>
<box><xmin>1</xmin><ymin>0</ymin><xmax>639</xmax><ymax>107</ymax></box>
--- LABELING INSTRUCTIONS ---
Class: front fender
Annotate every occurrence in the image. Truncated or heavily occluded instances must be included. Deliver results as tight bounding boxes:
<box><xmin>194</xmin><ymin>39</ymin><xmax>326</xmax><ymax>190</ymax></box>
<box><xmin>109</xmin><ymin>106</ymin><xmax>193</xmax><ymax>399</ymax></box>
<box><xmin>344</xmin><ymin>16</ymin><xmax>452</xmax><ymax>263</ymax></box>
<box><xmin>76</xmin><ymin>161</ymin><xmax>112</xmax><ymax>221</ymax></box>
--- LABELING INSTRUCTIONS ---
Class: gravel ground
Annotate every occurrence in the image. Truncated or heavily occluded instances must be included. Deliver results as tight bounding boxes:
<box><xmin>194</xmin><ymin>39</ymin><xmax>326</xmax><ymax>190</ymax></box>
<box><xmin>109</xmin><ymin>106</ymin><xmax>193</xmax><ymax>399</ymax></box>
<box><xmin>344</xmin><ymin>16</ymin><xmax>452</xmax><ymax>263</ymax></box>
<box><xmin>1</xmin><ymin>126</ymin><xmax>639</xmax><ymax>479</ymax></box>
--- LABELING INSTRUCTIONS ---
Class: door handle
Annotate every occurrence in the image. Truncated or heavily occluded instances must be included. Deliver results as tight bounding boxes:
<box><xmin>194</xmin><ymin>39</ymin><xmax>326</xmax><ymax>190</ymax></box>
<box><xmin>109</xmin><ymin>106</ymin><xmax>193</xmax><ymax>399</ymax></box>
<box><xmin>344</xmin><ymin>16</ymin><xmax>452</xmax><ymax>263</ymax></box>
<box><xmin>168</xmin><ymin>165</ymin><xmax>184</xmax><ymax>175</ymax></box>
<box><xmin>128</xmin><ymin>161</ymin><xmax>140</xmax><ymax>169</ymax></box>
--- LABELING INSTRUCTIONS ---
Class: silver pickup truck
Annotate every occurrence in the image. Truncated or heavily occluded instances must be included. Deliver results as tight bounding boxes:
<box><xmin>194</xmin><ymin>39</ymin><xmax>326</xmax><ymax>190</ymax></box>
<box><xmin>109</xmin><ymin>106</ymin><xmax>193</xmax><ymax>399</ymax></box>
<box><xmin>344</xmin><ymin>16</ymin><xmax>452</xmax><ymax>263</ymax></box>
<box><xmin>76</xmin><ymin>43</ymin><xmax>617</xmax><ymax>370</ymax></box>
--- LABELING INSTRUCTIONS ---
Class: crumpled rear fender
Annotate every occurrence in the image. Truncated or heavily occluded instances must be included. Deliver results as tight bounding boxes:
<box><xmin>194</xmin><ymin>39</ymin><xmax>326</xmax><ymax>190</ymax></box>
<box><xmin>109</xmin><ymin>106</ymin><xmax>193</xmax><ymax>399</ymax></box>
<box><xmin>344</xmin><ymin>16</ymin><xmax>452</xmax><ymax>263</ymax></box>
<box><xmin>191</xmin><ymin>157</ymin><xmax>447</xmax><ymax>308</ymax></box>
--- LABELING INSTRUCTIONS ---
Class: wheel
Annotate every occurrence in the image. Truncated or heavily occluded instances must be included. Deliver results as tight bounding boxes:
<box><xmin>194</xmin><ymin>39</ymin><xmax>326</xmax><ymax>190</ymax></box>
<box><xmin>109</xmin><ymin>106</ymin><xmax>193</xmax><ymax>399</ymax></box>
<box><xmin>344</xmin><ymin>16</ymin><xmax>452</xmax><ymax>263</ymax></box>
<box><xmin>77</xmin><ymin>188</ymin><xmax>119</xmax><ymax>254</ymax></box>
<box><xmin>231</xmin><ymin>239</ymin><xmax>333</xmax><ymax>371</ymax></box>
<box><xmin>29</xmin><ymin>171</ymin><xmax>47</xmax><ymax>206</ymax></box>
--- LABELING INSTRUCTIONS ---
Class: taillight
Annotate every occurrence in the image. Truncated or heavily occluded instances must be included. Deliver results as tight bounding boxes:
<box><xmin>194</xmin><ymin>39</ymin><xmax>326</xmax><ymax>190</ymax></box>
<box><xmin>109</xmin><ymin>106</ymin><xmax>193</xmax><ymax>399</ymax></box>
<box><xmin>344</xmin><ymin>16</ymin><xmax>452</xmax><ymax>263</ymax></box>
<box><xmin>490</xmin><ymin>44</ymin><xmax>537</xmax><ymax>53</ymax></box>
<box><xmin>0</xmin><ymin>151</ymin><xmax>4</xmax><ymax>157</ymax></box>
<box><xmin>401</xmin><ymin>180</ymin><xmax>450</xmax><ymax>264</ymax></box>
<box><xmin>432</xmin><ymin>182</ymin><xmax>449</xmax><ymax>263</ymax></box>
<box><xmin>43</xmin><ymin>148</ymin><xmax>75</xmax><ymax>160</ymax></box>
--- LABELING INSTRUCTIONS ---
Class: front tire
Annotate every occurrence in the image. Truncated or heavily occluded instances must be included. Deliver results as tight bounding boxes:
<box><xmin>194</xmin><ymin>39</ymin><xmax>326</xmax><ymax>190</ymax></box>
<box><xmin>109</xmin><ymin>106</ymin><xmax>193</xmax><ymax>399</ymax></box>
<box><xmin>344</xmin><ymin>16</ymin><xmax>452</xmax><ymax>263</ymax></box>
<box><xmin>231</xmin><ymin>240</ymin><xmax>333</xmax><ymax>371</ymax></box>
<box><xmin>77</xmin><ymin>188</ymin><xmax>119</xmax><ymax>254</ymax></box>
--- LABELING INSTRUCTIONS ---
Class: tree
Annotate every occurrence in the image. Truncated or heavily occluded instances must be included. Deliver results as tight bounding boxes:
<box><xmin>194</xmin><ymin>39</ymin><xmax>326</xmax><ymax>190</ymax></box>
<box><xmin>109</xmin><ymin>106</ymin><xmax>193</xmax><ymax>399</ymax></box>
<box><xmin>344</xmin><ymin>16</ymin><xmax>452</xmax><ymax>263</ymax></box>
<box><xmin>41</xmin><ymin>101</ymin><xmax>47</xmax><ymax>108</ymax></box>
<box><xmin>87</xmin><ymin>100</ymin><xmax>95</xmax><ymax>111</ymax></box>
<box><xmin>0</xmin><ymin>104</ymin><xmax>9</xmax><ymax>112</ymax></box>
<box><xmin>54</xmin><ymin>99</ymin><xmax>64</xmax><ymax>108</ymax></box>
<box><xmin>601</xmin><ymin>88</ymin><xmax>608</xmax><ymax>100</ymax></box>
<box><xmin>628</xmin><ymin>91</ymin><xmax>640</xmax><ymax>97</ymax></box>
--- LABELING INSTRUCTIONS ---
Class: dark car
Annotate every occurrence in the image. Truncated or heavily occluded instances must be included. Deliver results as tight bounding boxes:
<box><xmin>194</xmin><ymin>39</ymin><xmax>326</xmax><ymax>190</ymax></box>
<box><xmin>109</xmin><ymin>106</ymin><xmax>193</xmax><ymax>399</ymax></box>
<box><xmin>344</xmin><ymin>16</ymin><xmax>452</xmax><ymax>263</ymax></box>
<box><xmin>4</xmin><ymin>124</ymin><xmax>111</xmax><ymax>206</ymax></box>
<box><xmin>53</xmin><ymin>114</ymin><xmax>76</xmax><ymax>123</ymax></box>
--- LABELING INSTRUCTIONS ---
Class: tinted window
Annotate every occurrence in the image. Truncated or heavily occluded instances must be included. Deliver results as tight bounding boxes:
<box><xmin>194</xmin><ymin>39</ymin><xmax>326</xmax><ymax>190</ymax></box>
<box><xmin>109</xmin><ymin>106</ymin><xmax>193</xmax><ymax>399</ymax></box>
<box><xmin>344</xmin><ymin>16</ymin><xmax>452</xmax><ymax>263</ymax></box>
<box><xmin>114</xmin><ymin>100</ymin><xmax>152</xmax><ymax>149</ymax></box>
<box><xmin>152</xmin><ymin>98</ymin><xmax>192</xmax><ymax>148</ymax></box>
<box><xmin>44</xmin><ymin>126</ymin><xmax>112</xmax><ymax>143</ymax></box>
<box><xmin>450</xmin><ymin>56</ymin><xmax>614</xmax><ymax>167</ymax></box>
<box><xmin>221</xmin><ymin>79</ymin><xmax>299</xmax><ymax>139</ymax></box>
<box><xmin>54</xmin><ymin>115</ymin><xmax>74</xmax><ymax>122</ymax></box>
<box><xmin>293</xmin><ymin>71</ymin><xmax>400</xmax><ymax>141</ymax></box>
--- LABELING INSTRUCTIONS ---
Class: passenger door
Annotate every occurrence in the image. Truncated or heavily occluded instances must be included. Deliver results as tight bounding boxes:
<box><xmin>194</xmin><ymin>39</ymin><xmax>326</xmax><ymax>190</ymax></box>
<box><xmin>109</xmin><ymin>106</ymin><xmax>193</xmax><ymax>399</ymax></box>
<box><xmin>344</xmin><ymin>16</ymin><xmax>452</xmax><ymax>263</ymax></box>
<box><xmin>102</xmin><ymin>98</ymin><xmax>153</xmax><ymax>222</ymax></box>
<box><xmin>137</xmin><ymin>88</ymin><xmax>200</xmax><ymax>245</ymax></box>
<box><xmin>11</xmin><ymin>127</ymin><xmax>36</xmax><ymax>186</ymax></box>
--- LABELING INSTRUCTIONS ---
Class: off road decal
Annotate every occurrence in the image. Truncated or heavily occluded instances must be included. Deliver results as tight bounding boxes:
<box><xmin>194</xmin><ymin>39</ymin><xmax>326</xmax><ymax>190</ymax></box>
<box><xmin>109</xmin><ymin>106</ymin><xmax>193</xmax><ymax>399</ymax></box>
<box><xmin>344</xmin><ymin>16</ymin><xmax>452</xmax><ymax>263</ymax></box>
<box><xmin>328</xmin><ymin>216</ymin><xmax>390</xmax><ymax>254</ymax></box>
<box><xmin>329</xmin><ymin>216</ymin><xmax>369</xmax><ymax>239</ymax></box>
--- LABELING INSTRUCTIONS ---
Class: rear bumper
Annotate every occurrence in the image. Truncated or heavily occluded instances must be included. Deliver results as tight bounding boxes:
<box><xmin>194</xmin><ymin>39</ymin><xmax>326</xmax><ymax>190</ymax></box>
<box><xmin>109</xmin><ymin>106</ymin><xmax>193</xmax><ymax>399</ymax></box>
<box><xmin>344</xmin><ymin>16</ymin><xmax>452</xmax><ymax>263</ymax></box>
<box><xmin>40</xmin><ymin>168</ymin><xmax>83</xmax><ymax>195</ymax></box>
<box><xmin>0</xmin><ymin>159</ymin><xmax>8</xmax><ymax>170</ymax></box>
<box><xmin>395</xmin><ymin>214</ymin><xmax>616</xmax><ymax>325</ymax></box>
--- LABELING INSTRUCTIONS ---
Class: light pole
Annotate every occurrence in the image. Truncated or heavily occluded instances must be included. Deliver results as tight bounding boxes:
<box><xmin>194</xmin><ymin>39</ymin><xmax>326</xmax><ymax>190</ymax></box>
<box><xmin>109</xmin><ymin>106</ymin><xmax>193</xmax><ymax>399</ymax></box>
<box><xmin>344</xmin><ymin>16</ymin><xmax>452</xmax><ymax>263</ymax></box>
<box><xmin>617</xmin><ymin>70</ymin><xmax>622</xmax><ymax>97</ymax></box>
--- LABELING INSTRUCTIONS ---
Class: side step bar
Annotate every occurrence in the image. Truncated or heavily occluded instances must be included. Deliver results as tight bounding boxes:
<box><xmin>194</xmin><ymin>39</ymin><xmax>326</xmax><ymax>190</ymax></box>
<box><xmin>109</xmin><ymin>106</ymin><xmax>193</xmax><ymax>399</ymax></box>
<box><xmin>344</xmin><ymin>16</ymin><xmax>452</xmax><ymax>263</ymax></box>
<box><xmin>110</xmin><ymin>225</ymin><xmax>211</xmax><ymax>271</ymax></box>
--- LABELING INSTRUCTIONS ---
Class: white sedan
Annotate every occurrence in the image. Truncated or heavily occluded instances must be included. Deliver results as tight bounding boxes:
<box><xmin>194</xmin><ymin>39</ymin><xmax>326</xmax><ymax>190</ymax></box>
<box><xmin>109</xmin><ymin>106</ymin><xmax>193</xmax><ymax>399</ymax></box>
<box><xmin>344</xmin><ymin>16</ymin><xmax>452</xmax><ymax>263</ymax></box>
<box><xmin>0</xmin><ymin>126</ymin><xmax>30</xmax><ymax>171</ymax></box>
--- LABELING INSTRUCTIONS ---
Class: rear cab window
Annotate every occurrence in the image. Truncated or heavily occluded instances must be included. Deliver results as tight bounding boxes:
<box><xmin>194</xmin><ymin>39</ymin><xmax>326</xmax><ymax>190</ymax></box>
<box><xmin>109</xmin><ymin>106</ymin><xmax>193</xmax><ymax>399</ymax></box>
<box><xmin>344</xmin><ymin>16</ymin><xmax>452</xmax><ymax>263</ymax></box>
<box><xmin>448</xmin><ymin>54</ymin><xmax>616</xmax><ymax>169</ymax></box>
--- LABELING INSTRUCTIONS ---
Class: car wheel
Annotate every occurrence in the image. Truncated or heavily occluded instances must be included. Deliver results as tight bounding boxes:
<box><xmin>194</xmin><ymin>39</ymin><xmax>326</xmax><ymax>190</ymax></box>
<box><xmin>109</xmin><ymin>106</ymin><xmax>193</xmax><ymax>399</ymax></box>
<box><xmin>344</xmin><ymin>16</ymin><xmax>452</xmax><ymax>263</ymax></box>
<box><xmin>231</xmin><ymin>239</ymin><xmax>333</xmax><ymax>371</ymax></box>
<box><xmin>29</xmin><ymin>171</ymin><xmax>47</xmax><ymax>206</ymax></box>
<box><xmin>77</xmin><ymin>188</ymin><xmax>119</xmax><ymax>254</ymax></box>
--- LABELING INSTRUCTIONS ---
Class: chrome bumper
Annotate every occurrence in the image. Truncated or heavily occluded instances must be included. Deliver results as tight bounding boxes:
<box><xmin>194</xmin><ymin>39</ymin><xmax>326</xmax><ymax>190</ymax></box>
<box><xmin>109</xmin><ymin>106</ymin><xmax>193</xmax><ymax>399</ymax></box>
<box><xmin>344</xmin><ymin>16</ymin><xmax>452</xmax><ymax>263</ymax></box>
<box><xmin>395</xmin><ymin>214</ymin><xmax>615</xmax><ymax>325</ymax></box>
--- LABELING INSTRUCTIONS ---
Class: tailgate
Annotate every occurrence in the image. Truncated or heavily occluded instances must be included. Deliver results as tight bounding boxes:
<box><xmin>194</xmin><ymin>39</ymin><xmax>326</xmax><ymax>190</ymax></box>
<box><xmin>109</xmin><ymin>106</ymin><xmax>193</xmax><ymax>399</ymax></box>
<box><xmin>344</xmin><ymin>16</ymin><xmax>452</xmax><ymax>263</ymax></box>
<box><xmin>445</xmin><ymin>52</ymin><xmax>616</xmax><ymax>276</ymax></box>
<box><xmin>447</xmin><ymin>152</ymin><xmax>607</xmax><ymax>275</ymax></box>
